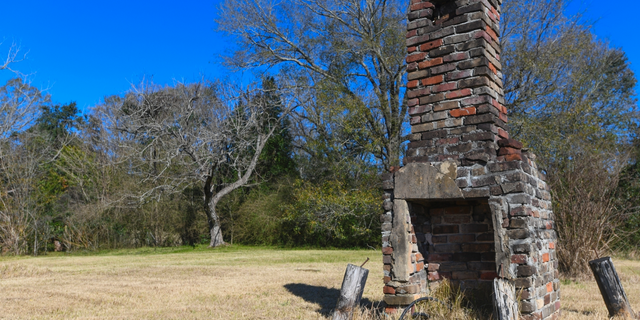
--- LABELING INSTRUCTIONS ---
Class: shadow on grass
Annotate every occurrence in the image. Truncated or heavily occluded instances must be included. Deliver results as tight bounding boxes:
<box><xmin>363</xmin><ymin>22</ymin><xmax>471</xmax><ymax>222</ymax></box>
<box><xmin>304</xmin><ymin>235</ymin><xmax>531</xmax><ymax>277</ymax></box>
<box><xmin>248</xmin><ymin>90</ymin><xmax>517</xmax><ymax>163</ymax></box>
<box><xmin>284</xmin><ymin>283</ymin><xmax>376</xmax><ymax>316</ymax></box>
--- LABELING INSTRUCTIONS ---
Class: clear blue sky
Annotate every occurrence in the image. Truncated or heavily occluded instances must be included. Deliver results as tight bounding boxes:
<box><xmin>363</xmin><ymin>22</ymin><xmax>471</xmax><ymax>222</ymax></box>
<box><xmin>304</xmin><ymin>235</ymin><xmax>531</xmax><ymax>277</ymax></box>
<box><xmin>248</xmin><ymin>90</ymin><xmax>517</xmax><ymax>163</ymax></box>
<box><xmin>1</xmin><ymin>0</ymin><xmax>638</xmax><ymax>113</ymax></box>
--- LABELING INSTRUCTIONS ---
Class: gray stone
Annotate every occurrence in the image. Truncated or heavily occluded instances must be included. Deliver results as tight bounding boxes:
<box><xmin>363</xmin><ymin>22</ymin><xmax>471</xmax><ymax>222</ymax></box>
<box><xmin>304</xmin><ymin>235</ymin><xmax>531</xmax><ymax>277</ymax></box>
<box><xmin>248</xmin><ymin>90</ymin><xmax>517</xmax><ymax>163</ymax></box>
<box><xmin>383</xmin><ymin>294</ymin><xmax>421</xmax><ymax>306</ymax></box>
<box><xmin>390</xmin><ymin>199</ymin><xmax>412</xmax><ymax>282</ymax></box>
<box><xmin>394</xmin><ymin>161</ymin><xmax>464</xmax><ymax>200</ymax></box>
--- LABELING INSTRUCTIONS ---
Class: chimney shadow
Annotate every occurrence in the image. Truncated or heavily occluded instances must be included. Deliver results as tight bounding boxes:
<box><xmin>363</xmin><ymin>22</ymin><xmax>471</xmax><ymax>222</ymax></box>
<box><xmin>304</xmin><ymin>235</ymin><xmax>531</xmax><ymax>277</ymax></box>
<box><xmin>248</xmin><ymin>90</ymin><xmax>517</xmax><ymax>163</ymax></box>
<box><xmin>284</xmin><ymin>283</ymin><xmax>376</xmax><ymax>316</ymax></box>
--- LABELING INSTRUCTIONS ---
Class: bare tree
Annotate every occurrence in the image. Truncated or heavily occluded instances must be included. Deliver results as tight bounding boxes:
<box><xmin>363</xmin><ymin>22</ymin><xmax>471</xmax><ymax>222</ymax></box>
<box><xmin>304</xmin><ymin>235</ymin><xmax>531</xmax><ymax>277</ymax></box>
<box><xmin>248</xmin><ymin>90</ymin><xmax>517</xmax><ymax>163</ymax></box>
<box><xmin>0</xmin><ymin>43</ymin><xmax>52</xmax><ymax>255</ymax></box>
<box><xmin>0</xmin><ymin>41</ymin><xmax>26</xmax><ymax>74</ymax></box>
<box><xmin>97</xmin><ymin>80</ymin><xmax>289</xmax><ymax>247</ymax></box>
<box><xmin>217</xmin><ymin>0</ymin><xmax>407</xmax><ymax>170</ymax></box>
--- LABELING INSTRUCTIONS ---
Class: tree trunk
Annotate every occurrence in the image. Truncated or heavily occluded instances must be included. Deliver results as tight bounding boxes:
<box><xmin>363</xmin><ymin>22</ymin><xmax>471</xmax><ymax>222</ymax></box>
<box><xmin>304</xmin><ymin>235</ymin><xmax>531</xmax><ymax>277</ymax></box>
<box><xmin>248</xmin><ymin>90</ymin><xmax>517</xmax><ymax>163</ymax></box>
<box><xmin>204</xmin><ymin>183</ymin><xmax>226</xmax><ymax>248</ymax></box>
<box><xmin>207</xmin><ymin>203</ymin><xmax>225</xmax><ymax>248</ymax></box>
<box><xmin>388</xmin><ymin>135</ymin><xmax>400</xmax><ymax>170</ymax></box>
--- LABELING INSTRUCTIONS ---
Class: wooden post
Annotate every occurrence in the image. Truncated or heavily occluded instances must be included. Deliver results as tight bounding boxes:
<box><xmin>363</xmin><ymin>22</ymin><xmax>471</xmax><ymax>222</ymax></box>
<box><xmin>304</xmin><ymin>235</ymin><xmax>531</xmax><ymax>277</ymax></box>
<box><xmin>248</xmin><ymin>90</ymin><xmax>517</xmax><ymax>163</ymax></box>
<box><xmin>589</xmin><ymin>257</ymin><xmax>636</xmax><ymax>319</ymax></box>
<box><xmin>493</xmin><ymin>278</ymin><xmax>519</xmax><ymax>320</ymax></box>
<box><xmin>332</xmin><ymin>264</ymin><xmax>369</xmax><ymax>320</ymax></box>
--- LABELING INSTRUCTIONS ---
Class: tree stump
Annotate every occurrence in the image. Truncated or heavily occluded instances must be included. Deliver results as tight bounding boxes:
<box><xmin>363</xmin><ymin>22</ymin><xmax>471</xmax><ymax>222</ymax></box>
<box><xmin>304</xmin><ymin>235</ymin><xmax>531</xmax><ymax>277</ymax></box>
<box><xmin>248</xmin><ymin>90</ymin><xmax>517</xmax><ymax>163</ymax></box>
<box><xmin>332</xmin><ymin>264</ymin><xmax>369</xmax><ymax>320</ymax></box>
<box><xmin>493</xmin><ymin>278</ymin><xmax>518</xmax><ymax>320</ymax></box>
<box><xmin>589</xmin><ymin>257</ymin><xmax>636</xmax><ymax>319</ymax></box>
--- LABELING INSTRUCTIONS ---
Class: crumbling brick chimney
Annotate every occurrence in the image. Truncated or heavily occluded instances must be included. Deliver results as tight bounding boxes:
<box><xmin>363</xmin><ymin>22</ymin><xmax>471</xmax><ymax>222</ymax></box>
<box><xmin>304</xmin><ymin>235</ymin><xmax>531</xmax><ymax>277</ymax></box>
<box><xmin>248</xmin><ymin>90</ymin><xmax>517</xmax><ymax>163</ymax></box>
<box><xmin>380</xmin><ymin>0</ymin><xmax>560</xmax><ymax>318</ymax></box>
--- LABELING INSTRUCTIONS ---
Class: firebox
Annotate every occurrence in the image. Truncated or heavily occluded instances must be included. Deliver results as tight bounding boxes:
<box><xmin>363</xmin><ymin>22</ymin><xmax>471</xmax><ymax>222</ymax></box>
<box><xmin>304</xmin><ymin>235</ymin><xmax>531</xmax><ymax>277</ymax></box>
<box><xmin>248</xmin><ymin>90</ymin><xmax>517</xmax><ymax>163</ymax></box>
<box><xmin>381</xmin><ymin>0</ymin><xmax>560</xmax><ymax>319</ymax></box>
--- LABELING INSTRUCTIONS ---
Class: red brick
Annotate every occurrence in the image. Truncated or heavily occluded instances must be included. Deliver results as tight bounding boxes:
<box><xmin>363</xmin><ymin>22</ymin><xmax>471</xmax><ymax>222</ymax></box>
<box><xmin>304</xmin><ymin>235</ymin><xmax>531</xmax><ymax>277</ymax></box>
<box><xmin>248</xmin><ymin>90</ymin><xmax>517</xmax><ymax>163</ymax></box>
<box><xmin>407</xmin><ymin>80</ymin><xmax>419</xmax><ymax>89</ymax></box>
<box><xmin>416</xmin><ymin>262</ymin><xmax>425</xmax><ymax>272</ymax></box>
<box><xmin>488</xmin><ymin>62</ymin><xmax>498</xmax><ymax>74</ymax></box>
<box><xmin>446</xmin><ymin>89</ymin><xmax>472</xmax><ymax>99</ymax></box>
<box><xmin>497</xmin><ymin>138</ymin><xmax>523</xmax><ymax>149</ymax></box>
<box><xmin>505</xmin><ymin>154</ymin><xmax>522</xmax><ymax>162</ymax></box>
<box><xmin>420</xmin><ymin>39</ymin><xmax>443</xmax><ymax>51</ymax></box>
<box><xmin>406</xmin><ymin>52</ymin><xmax>427</xmax><ymax>63</ymax></box>
<box><xmin>408</xmin><ymin>45</ymin><xmax>418</xmax><ymax>53</ymax></box>
<box><xmin>474</xmin><ymin>30</ymin><xmax>492</xmax><ymax>42</ymax></box>
<box><xmin>547</xmin><ymin>282</ymin><xmax>553</xmax><ymax>293</ymax></box>
<box><xmin>418</xmin><ymin>57</ymin><xmax>443</xmax><ymax>69</ymax></box>
<box><xmin>486</xmin><ymin>26</ymin><xmax>498</xmax><ymax>42</ymax></box>
<box><xmin>450</xmin><ymin>106</ymin><xmax>477</xmax><ymax>118</ymax></box>
<box><xmin>382</xmin><ymin>247</ymin><xmax>393</xmax><ymax>255</ymax></box>
<box><xmin>498</xmin><ymin>147</ymin><xmax>521</xmax><ymax>156</ymax></box>
<box><xmin>549</xmin><ymin>242</ymin><xmax>555</xmax><ymax>249</ymax></box>
<box><xmin>385</xmin><ymin>307</ymin><xmax>399</xmax><ymax>314</ymax></box>
<box><xmin>497</xmin><ymin>128</ymin><xmax>509</xmax><ymax>139</ymax></box>
<box><xmin>433</xmin><ymin>82</ymin><xmax>457</xmax><ymax>93</ymax></box>
<box><xmin>511</xmin><ymin>254</ymin><xmax>527</xmax><ymax>264</ymax></box>
<box><xmin>410</xmin><ymin>2</ymin><xmax>434</xmax><ymax>11</ymax></box>
<box><xmin>499</xmin><ymin>112</ymin><xmax>508</xmax><ymax>122</ymax></box>
<box><xmin>422</xmin><ymin>75</ymin><xmax>444</xmax><ymax>86</ymax></box>
<box><xmin>407</xmin><ymin>30</ymin><xmax>417</xmax><ymax>38</ymax></box>
<box><xmin>415</xmin><ymin>253</ymin><xmax>423</xmax><ymax>261</ymax></box>
<box><xmin>542</xmin><ymin>253</ymin><xmax>550</xmax><ymax>262</ymax></box>
<box><xmin>428</xmin><ymin>271</ymin><xmax>440</xmax><ymax>281</ymax></box>
<box><xmin>383</xmin><ymin>286</ymin><xmax>396</xmax><ymax>294</ymax></box>
<box><xmin>383</xmin><ymin>276</ymin><xmax>391</xmax><ymax>283</ymax></box>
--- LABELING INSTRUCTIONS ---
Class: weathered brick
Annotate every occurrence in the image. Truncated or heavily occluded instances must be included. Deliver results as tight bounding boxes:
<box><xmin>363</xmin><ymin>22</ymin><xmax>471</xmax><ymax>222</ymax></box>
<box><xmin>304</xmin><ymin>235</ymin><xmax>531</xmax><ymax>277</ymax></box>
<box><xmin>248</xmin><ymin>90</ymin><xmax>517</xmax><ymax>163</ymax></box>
<box><xmin>430</xmin><ymin>63</ymin><xmax>457</xmax><ymax>75</ymax></box>
<box><xmin>459</xmin><ymin>76</ymin><xmax>491</xmax><ymax>89</ymax></box>
<box><xmin>419</xmin><ymin>93</ymin><xmax>445</xmax><ymax>104</ymax></box>
<box><xmin>407</xmin><ymin>69</ymin><xmax>429</xmax><ymax>81</ymax></box>
<box><xmin>420</xmin><ymin>39</ymin><xmax>443</xmax><ymax>51</ymax></box>
<box><xmin>433</xmin><ymin>82</ymin><xmax>457</xmax><ymax>93</ymax></box>
<box><xmin>518</xmin><ymin>265</ymin><xmax>537</xmax><ymax>277</ymax></box>
<box><xmin>429</xmin><ymin>45</ymin><xmax>455</xmax><ymax>58</ymax></box>
<box><xmin>498</xmin><ymin>138</ymin><xmax>524</xmax><ymax>149</ymax></box>
<box><xmin>446</xmin><ymin>70</ymin><xmax>474</xmax><ymax>81</ymax></box>
<box><xmin>433</xmin><ymin>101</ymin><xmax>459</xmax><ymax>112</ymax></box>
<box><xmin>433</xmin><ymin>225</ymin><xmax>459</xmax><ymax>234</ymax></box>
<box><xmin>446</xmin><ymin>89</ymin><xmax>473</xmax><ymax>100</ymax></box>
<box><xmin>450</xmin><ymin>106</ymin><xmax>476</xmax><ymax>117</ymax></box>
<box><xmin>418</xmin><ymin>57</ymin><xmax>444</xmax><ymax>69</ymax></box>
<box><xmin>422</xmin><ymin>75</ymin><xmax>444</xmax><ymax>86</ymax></box>
<box><xmin>456</xmin><ymin>20</ymin><xmax>486</xmax><ymax>33</ymax></box>
<box><xmin>407</xmin><ymin>52</ymin><xmax>427</xmax><ymax>63</ymax></box>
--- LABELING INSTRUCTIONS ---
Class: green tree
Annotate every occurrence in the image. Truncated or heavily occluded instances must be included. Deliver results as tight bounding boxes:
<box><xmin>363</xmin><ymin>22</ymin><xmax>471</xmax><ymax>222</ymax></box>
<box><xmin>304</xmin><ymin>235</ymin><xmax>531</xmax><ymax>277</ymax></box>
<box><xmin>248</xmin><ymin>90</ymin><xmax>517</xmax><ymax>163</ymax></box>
<box><xmin>255</xmin><ymin>77</ymin><xmax>296</xmax><ymax>180</ymax></box>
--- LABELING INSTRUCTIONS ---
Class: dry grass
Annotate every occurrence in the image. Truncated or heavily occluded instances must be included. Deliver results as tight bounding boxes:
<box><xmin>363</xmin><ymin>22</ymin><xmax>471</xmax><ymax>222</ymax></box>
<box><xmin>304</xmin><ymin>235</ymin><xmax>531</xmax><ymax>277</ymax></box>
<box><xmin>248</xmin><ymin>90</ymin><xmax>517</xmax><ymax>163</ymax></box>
<box><xmin>0</xmin><ymin>247</ymin><xmax>639</xmax><ymax>319</ymax></box>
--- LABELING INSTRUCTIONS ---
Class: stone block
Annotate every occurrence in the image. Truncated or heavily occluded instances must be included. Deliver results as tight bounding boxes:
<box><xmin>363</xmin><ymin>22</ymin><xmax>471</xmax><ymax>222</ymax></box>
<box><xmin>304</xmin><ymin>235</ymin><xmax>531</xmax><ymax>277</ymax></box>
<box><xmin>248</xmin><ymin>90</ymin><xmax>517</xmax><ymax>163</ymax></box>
<box><xmin>383</xmin><ymin>294</ymin><xmax>421</xmax><ymax>306</ymax></box>
<box><xmin>394</xmin><ymin>162</ymin><xmax>463</xmax><ymax>200</ymax></box>
<box><xmin>390</xmin><ymin>199</ymin><xmax>412</xmax><ymax>282</ymax></box>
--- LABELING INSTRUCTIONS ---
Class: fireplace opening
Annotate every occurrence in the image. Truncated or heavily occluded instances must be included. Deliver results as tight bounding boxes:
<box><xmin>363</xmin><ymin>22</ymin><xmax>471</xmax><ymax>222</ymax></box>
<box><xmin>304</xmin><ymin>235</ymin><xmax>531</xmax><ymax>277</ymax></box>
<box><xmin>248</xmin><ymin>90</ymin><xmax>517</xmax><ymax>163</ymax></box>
<box><xmin>408</xmin><ymin>199</ymin><xmax>496</xmax><ymax>305</ymax></box>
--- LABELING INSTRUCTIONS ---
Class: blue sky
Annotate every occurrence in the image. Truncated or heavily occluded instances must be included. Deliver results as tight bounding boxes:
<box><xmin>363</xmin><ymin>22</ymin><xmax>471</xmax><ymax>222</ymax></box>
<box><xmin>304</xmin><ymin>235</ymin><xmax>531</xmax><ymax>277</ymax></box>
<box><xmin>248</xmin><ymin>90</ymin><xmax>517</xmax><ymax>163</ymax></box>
<box><xmin>1</xmin><ymin>0</ymin><xmax>638</xmax><ymax>113</ymax></box>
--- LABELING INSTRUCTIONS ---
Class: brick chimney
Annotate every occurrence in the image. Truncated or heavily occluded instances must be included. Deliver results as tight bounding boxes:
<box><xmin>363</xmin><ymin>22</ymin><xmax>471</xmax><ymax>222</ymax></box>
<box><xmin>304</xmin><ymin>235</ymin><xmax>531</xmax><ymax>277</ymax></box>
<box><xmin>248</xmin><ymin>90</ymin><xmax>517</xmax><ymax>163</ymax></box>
<box><xmin>380</xmin><ymin>0</ymin><xmax>560</xmax><ymax>319</ymax></box>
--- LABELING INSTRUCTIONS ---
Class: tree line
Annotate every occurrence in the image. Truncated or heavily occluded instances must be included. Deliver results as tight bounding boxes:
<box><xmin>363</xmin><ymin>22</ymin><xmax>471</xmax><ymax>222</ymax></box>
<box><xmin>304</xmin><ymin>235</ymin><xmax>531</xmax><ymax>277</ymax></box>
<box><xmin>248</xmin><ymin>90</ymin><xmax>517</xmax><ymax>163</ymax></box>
<box><xmin>0</xmin><ymin>0</ymin><xmax>638</xmax><ymax>276</ymax></box>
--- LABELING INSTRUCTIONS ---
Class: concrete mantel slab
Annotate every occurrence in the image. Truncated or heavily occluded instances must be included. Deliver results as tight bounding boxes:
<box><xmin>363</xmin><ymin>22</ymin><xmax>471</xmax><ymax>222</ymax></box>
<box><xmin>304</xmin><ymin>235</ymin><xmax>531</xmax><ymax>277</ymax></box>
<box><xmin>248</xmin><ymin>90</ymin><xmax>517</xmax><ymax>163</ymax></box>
<box><xmin>394</xmin><ymin>161</ymin><xmax>463</xmax><ymax>200</ymax></box>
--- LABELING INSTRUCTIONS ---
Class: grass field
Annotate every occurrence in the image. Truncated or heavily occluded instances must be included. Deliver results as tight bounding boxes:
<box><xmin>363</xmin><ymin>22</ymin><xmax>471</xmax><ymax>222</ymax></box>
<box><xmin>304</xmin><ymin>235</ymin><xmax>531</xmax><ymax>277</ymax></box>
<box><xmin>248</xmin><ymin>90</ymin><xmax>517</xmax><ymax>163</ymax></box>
<box><xmin>1</xmin><ymin>246</ymin><xmax>639</xmax><ymax>319</ymax></box>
